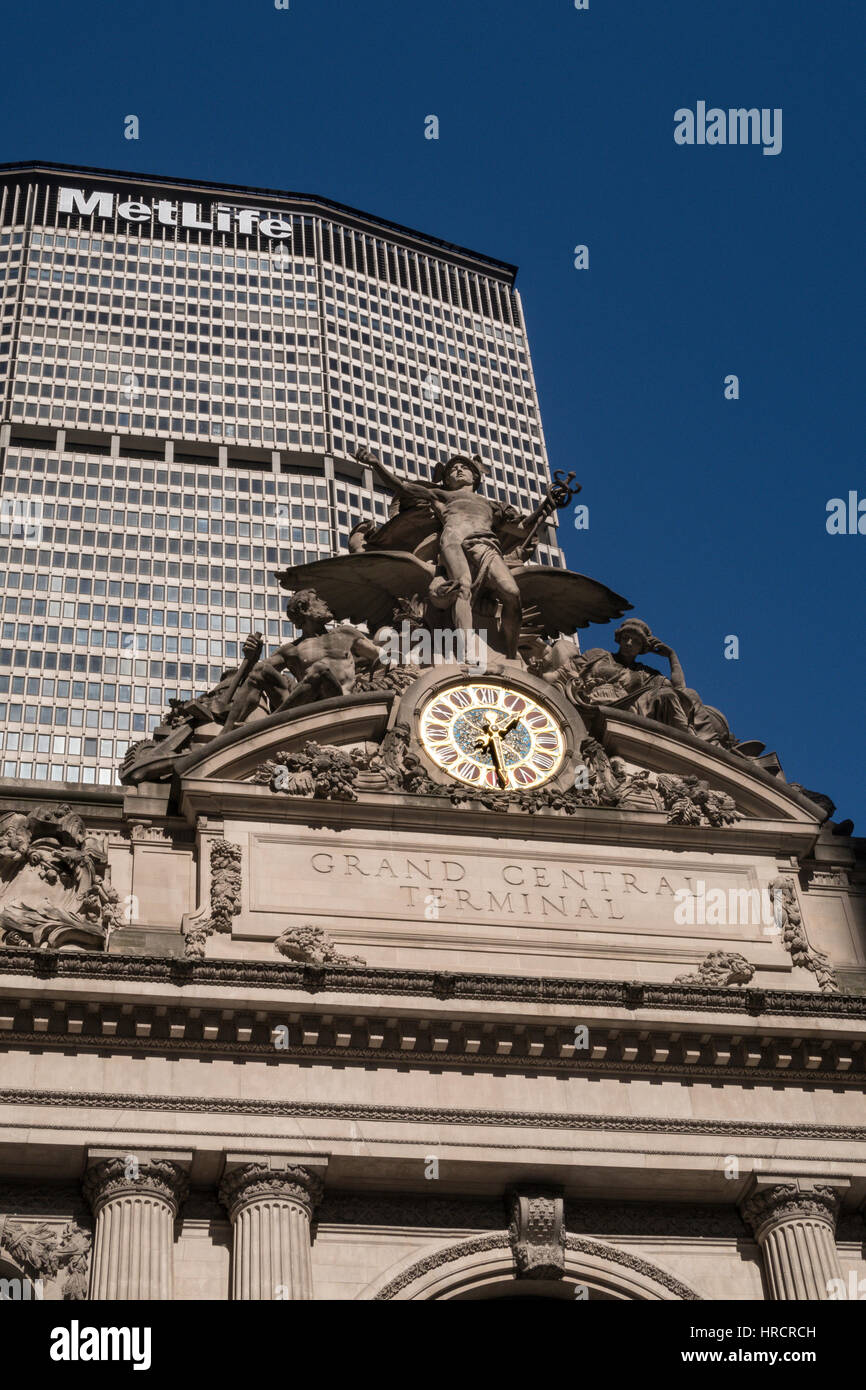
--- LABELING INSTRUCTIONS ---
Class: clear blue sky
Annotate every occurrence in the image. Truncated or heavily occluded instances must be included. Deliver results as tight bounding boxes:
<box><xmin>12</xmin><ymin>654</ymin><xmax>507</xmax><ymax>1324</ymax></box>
<box><xmin>1</xmin><ymin>0</ymin><xmax>863</xmax><ymax>826</ymax></box>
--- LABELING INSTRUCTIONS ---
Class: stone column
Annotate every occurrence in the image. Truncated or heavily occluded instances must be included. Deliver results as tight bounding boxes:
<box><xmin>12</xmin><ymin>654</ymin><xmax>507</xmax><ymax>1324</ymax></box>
<box><xmin>740</xmin><ymin>1177</ymin><xmax>849</xmax><ymax>1301</ymax></box>
<box><xmin>84</xmin><ymin>1154</ymin><xmax>190</xmax><ymax>1301</ymax></box>
<box><xmin>219</xmin><ymin>1155</ymin><xmax>327</xmax><ymax>1301</ymax></box>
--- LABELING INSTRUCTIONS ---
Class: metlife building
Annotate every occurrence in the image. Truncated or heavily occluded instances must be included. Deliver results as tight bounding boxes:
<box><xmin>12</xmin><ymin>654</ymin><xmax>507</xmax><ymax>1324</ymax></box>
<box><xmin>0</xmin><ymin>161</ymin><xmax>561</xmax><ymax>786</ymax></box>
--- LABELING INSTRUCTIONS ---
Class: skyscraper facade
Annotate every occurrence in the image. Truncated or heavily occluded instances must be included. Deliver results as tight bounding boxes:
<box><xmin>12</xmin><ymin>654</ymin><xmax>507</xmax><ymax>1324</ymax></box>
<box><xmin>0</xmin><ymin>162</ymin><xmax>562</xmax><ymax>786</ymax></box>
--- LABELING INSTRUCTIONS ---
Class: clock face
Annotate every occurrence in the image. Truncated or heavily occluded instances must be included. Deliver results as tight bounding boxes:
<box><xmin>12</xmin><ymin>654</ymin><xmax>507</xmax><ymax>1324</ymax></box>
<box><xmin>418</xmin><ymin>681</ymin><xmax>566</xmax><ymax>791</ymax></box>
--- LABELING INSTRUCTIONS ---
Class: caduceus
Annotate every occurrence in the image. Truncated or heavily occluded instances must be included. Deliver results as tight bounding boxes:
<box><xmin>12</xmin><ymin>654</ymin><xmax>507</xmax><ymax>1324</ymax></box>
<box><xmin>515</xmin><ymin>469</ymin><xmax>581</xmax><ymax>561</ymax></box>
<box><xmin>473</xmin><ymin>714</ymin><xmax>520</xmax><ymax>789</ymax></box>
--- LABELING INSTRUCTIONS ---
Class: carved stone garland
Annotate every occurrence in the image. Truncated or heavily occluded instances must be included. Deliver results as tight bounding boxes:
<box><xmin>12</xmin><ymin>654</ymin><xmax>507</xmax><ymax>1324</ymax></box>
<box><xmin>770</xmin><ymin>876</ymin><xmax>838</xmax><ymax>993</ymax></box>
<box><xmin>184</xmin><ymin>839</ymin><xmax>242</xmax><ymax>961</ymax></box>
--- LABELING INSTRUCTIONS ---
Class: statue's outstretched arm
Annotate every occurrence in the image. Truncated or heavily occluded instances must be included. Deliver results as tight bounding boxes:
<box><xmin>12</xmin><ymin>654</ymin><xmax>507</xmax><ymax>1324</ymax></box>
<box><xmin>354</xmin><ymin>446</ymin><xmax>435</xmax><ymax>504</ymax></box>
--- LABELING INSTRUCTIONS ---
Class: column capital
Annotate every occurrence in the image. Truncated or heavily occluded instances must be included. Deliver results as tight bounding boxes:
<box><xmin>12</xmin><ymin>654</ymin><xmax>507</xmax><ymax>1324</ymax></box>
<box><xmin>219</xmin><ymin>1155</ymin><xmax>327</xmax><ymax>1222</ymax></box>
<box><xmin>83</xmin><ymin>1152</ymin><xmax>192</xmax><ymax>1219</ymax></box>
<box><xmin>740</xmin><ymin>1176</ymin><xmax>849</xmax><ymax>1241</ymax></box>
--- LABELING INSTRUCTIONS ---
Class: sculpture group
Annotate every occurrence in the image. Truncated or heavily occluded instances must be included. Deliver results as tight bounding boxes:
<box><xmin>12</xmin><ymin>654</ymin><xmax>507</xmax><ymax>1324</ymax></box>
<box><xmin>116</xmin><ymin>442</ymin><xmax>834</xmax><ymax>824</ymax></box>
<box><xmin>0</xmin><ymin>804</ymin><xmax>122</xmax><ymax>950</ymax></box>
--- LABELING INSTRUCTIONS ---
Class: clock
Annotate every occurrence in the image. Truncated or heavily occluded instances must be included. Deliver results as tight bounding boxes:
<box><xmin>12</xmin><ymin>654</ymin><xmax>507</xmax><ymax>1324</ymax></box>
<box><xmin>417</xmin><ymin>681</ymin><xmax>566</xmax><ymax>791</ymax></box>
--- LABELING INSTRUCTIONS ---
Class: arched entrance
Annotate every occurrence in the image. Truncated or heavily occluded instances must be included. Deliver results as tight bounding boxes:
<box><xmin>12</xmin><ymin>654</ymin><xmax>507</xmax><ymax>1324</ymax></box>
<box><xmin>362</xmin><ymin>1232</ymin><xmax>702</xmax><ymax>1301</ymax></box>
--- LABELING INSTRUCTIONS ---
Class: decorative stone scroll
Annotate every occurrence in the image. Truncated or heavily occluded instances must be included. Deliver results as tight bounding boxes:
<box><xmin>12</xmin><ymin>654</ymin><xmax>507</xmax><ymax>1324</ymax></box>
<box><xmin>507</xmin><ymin>1186</ymin><xmax>566</xmax><ymax>1280</ymax></box>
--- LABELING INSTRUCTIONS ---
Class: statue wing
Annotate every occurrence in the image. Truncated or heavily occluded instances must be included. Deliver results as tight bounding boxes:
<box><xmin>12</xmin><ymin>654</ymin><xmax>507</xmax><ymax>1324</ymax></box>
<box><xmin>274</xmin><ymin>552</ymin><xmax>435</xmax><ymax>632</ymax></box>
<box><xmin>514</xmin><ymin>566</ymin><xmax>632</xmax><ymax>637</ymax></box>
<box><xmin>366</xmin><ymin>508</ymin><xmax>439</xmax><ymax>557</ymax></box>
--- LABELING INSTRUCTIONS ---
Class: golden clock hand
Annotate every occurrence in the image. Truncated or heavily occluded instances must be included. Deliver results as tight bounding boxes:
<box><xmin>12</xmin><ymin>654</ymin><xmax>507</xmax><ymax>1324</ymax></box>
<box><xmin>488</xmin><ymin>729</ymin><xmax>509</xmax><ymax>789</ymax></box>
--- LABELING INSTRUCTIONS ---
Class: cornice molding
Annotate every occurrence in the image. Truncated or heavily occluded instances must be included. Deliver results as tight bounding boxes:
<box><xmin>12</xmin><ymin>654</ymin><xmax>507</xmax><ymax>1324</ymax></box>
<box><xmin>177</xmin><ymin>777</ymin><xmax>822</xmax><ymax>855</ymax></box>
<box><xmin>0</xmin><ymin>1011</ymin><xmax>861</xmax><ymax>1084</ymax></box>
<box><xmin>4</xmin><ymin>1086</ymin><xmax>866</xmax><ymax>1143</ymax></box>
<box><xmin>1</xmin><ymin>949</ymin><xmax>864</xmax><ymax>1020</ymax></box>
<box><xmin>0</xmin><ymin>161</ymin><xmax>520</xmax><ymax>280</ymax></box>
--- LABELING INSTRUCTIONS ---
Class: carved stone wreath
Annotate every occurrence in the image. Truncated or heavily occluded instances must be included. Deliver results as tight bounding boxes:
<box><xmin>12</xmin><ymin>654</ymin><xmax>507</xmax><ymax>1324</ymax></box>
<box><xmin>274</xmin><ymin>924</ymin><xmax>364</xmax><ymax>967</ymax></box>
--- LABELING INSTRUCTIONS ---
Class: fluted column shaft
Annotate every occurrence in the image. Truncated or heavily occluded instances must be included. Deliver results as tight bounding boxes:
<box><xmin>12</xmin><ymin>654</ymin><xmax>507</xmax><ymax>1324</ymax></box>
<box><xmin>741</xmin><ymin>1179</ymin><xmax>847</xmax><ymax>1301</ymax></box>
<box><xmin>220</xmin><ymin>1163</ymin><xmax>324</xmax><ymax>1301</ymax></box>
<box><xmin>84</xmin><ymin>1159</ymin><xmax>189</xmax><ymax>1301</ymax></box>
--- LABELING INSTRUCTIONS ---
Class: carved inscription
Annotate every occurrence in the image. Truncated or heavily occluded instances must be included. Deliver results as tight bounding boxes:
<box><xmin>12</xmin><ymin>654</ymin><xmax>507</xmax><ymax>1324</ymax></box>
<box><xmin>248</xmin><ymin>834</ymin><xmax>773</xmax><ymax>939</ymax></box>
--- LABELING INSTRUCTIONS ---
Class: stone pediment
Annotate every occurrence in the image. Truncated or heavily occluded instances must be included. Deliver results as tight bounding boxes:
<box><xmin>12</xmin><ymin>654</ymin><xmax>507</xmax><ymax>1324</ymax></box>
<box><xmin>599</xmin><ymin>711</ymin><xmax>826</xmax><ymax>826</ymax></box>
<box><xmin>174</xmin><ymin>691</ymin><xmax>395</xmax><ymax>787</ymax></box>
<box><xmin>164</xmin><ymin>667</ymin><xmax>824</xmax><ymax>850</ymax></box>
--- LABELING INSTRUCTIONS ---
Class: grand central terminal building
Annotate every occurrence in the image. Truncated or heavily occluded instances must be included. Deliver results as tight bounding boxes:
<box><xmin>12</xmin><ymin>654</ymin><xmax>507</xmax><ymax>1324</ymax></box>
<box><xmin>0</xmin><ymin>166</ymin><xmax>864</xmax><ymax>1303</ymax></box>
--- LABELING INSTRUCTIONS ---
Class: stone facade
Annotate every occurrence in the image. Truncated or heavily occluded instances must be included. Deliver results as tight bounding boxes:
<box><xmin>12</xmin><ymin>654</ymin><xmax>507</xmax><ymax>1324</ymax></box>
<box><xmin>0</xmin><ymin>449</ymin><xmax>864</xmax><ymax>1301</ymax></box>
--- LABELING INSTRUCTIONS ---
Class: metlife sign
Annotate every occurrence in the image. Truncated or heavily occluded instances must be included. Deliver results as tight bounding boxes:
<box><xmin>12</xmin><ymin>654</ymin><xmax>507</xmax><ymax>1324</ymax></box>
<box><xmin>57</xmin><ymin>185</ymin><xmax>293</xmax><ymax>240</ymax></box>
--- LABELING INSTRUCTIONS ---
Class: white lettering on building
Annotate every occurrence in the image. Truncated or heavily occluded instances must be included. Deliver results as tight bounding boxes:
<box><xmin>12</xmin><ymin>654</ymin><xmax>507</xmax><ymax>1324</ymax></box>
<box><xmin>57</xmin><ymin>186</ymin><xmax>293</xmax><ymax>240</ymax></box>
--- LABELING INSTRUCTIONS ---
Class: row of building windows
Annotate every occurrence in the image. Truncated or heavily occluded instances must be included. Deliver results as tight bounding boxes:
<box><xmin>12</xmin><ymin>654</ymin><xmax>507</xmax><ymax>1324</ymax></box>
<box><xmin>0</xmin><ymin>689</ymin><xmax>217</xmax><ymax>726</ymax></box>
<box><xmin>14</xmin><ymin>360</ymin><xmax>323</xmax><ymax>395</ymax></box>
<box><xmin>4</xmin><ymin>453</ymin><xmax>543</xmax><ymax>518</ymax></box>
<box><xmin>0</xmin><ymin>536</ymin><xmax>330</xmax><ymax>565</ymax></box>
<box><xmin>8</xmin><ymin>302</ymin><xmax>319</xmax><ymax>347</ymax></box>
<box><xmin>5</xmin><ymin>452</ymin><xmax>329</xmax><ymax>491</ymax></box>
<box><xmin>8</xmin><ymin>231</ymin><xmax>528</xmax><ymax>366</ymax></box>
<box><xmin>1</xmin><ymin>645</ymin><xmax>243</xmax><ymax>670</ymax></box>
<box><xmin>13</xmin><ymin>292</ymin><xmax>317</xmax><ymax>328</ymax></box>
<box><xmin>2</xmin><ymin>731</ymin><xmax>136</xmax><ymax>756</ymax></box>
<box><xmin>0</xmin><ymin>552</ymin><xmax>326</xmax><ymax>584</ymax></box>
<box><xmin>15</xmin><ymin>230</ymin><xmax>319</xmax><ymax>270</ymax></box>
<box><xmin>23</xmin><ymin>272</ymin><xmax>318</xmax><ymax>313</ymax></box>
<box><xmin>0</xmin><ymin>670</ymin><xmax>236</xmax><ymax>702</ymax></box>
<box><xmin>7</xmin><ymin>201</ymin><xmax>518</xmax><ymax>324</ymax></box>
<box><xmin>0</xmin><ymin>670</ymin><xmax>240</xmax><ymax>699</ymax></box>
<box><xmin>3</xmin><ymin>318</ymin><xmax>542</xmax><ymax>485</ymax></box>
<box><xmin>0</xmin><ymin>508</ymin><xmax>332</xmax><ymax>541</ymax></box>
<box><xmin>3</xmin><ymin>487</ymin><xmax>331</xmax><ymax>523</ymax></box>
<box><xmin>0</xmin><ymin>601</ymin><xmax>289</xmax><ymax>633</ymax></box>
<box><xmin>0</xmin><ymin>700</ymin><xmax>160</xmax><ymax>729</ymax></box>
<box><xmin>0</xmin><ymin>310</ymin><xmax>319</xmax><ymax>353</ymax></box>
<box><xmin>1</xmin><ymin>620</ymin><xmax>272</xmax><ymax>644</ymax></box>
<box><xmin>1</xmin><ymin>765</ymin><xmax>119</xmax><ymax>785</ymax></box>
